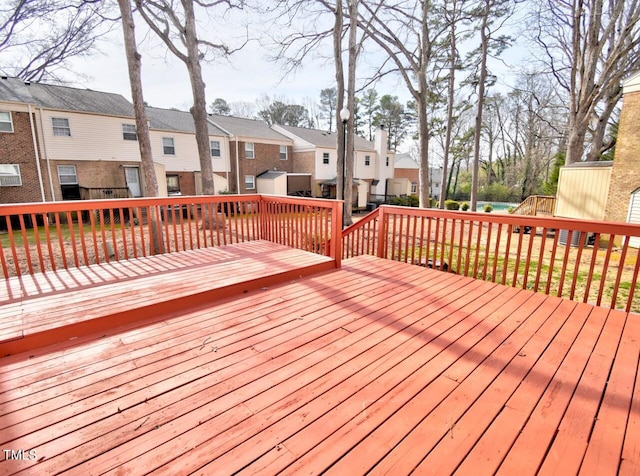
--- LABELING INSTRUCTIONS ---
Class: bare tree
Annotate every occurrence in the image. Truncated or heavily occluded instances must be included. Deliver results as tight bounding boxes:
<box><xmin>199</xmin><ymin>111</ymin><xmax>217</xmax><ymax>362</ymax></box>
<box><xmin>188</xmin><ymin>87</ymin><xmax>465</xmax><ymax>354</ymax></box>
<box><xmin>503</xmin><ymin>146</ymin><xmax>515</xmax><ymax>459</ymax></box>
<box><xmin>135</xmin><ymin>0</ymin><xmax>246</xmax><ymax>195</ymax></box>
<box><xmin>358</xmin><ymin>0</ymin><xmax>450</xmax><ymax>208</ymax></box>
<box><xmin>0</xmin><ymin>0</ymin><xmax>116</xmax><ymax>82</ymax></box>
<box><xmin>118</xmin><ymin>0</ymin><xmax>164</xmax><ymax>253</ymax></box>
<box><xmin>228</xmin><ymin>100</ymin><xmax>257</xmax><ymax>118</ymax></box>
<box><xmin>319</xmin><ymin>87</ymin><xmax>337</xmax><ymax>131</ymax></box>
<box><xmin>532</xmin><ymin>0</ymin><xmax>640</xmax><ymax>163</ymax></box>
<box><xmin>468</xmin><ymin>0</ymin><xmax>515</xmax><ymax>210</ymax></box>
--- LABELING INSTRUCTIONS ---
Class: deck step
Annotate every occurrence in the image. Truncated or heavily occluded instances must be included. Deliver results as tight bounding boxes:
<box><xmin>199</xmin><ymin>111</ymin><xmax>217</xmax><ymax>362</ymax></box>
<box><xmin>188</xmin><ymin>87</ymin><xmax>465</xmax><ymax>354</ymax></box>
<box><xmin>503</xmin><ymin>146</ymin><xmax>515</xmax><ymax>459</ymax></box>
<box><xmin>0</xmin><ymin>241</ymin><xmax>335</xmax><ymax>356</ymax></box>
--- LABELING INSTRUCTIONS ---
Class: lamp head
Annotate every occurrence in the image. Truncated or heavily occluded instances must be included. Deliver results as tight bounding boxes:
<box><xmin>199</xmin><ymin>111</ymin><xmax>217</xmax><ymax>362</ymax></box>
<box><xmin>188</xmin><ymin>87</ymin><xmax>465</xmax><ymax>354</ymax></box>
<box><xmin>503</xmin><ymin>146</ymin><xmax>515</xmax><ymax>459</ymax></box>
<box><xmin>339</xmin><ymin>107</ymin><xmax>350</xmax><ymax>123</ymax></box>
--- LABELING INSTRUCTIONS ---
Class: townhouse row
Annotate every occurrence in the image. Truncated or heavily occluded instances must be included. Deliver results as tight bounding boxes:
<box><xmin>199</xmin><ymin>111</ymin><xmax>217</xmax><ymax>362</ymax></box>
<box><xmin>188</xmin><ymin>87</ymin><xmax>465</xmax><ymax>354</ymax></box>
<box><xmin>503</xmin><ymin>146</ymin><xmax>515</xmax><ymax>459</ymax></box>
<box><xmin>0</xmin><ymin>76</ymin><xmax>412</xmax><ymax>207</ymax></box>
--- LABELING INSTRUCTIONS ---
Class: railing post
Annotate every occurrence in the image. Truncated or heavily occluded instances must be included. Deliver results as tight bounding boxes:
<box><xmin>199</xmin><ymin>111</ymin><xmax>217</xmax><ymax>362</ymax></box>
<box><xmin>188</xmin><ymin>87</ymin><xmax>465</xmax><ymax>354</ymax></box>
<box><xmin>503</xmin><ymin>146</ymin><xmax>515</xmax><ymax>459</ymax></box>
<box><xmin>376</xmin><ymin>206</ymin><xmax>386</xmax><ymax>258</ymax></box>
<box><xmin>333</xmin><ymin>200</ymin><xmax>342</xmax><ymax>268</ymax></box>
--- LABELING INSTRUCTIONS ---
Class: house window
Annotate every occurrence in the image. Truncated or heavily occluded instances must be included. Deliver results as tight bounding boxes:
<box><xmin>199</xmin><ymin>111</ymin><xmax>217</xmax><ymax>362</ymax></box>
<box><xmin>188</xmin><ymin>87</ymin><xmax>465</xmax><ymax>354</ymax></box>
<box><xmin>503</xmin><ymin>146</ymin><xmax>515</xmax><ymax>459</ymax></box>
<box><xmin>0</xmin><ymin>111</ymin><xmax>13</xmax><ymax>133</ymax></box>
<box><xmin>245</xmin><ymin>142</ymin><xmax>255</xmax><ymax>159</ymax></box>
<box><xmin>365</xmin><ymin>155</ymin><xmax>371</xmax><ymax>166</ymax></box>
<box><xmin>122</xmin><ymin>124</ymin><xmax>137</xmax><ymax>140</ymax></box>
<box><xmin>52</xmin><ymin>117</ymin><xmax>71</xmax><ymax>136</ymax></box>
<box><xmin>322</xmin><ymin>152</ymin><xmax>330</xmax><ymax>165</ymax></box>
<box><xmin>280</xmin><ymin>145</ymin><xmax>288</xmax><ymax>160</ymax></box>
<box><xmin>411</xmin><ymin>182</ymin><xmax>418</xmax><ymax>194</ymax></box>
<box><xmin>166</xmin><ymin>174</ymin><xmax>180</xmax><ymax>194</ymax></box>
<box><xmin>57</xmin><ymin>165</ymin><xmax>78</xmax><ymax>184</ymax></box>
<box><xmin>210</xmin><ymin>140</ymin><xmax>221</xmax><ymax>157</ymax></box>
<box><xmin>163</xmin><ymin>137</ymin><xmax>175</xmax><ymax>155</ymax></box>
<box><xmin>386</xmin><ymin>156</ymin><xmax>390</xmax><ymax>166</ymax></box>
<box><xmin>0</xmin><ymin>164</ymin><xmax>21</xmax><ymax>186</ymax></box>
<box><xmin>245</xmin><ymin>175</ymin><xmax>255</xmax><ymax>190</ymax></box>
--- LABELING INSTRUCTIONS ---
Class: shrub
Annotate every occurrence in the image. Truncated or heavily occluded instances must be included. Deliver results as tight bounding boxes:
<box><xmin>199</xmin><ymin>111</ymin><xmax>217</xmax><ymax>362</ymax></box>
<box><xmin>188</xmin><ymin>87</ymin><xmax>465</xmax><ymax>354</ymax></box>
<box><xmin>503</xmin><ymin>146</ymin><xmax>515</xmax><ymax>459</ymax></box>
<box><xmin>507</xmin><ymin>206</ymin><xmax>515</xmax><ymax>214</ymax></box>
<box><xmin>444</xmin><ymin>199</ymin><xmax>460</xmax><ymax>210</ymax></box>
<box><xmin>483</xmin><ymin>204</ymin><xmax>493</xmax><ymax>213</ymax></box>
<box><xmin>408</xmin><ymin>195</ymin><xmax>419</xmax><ymax>207</ymax></box>
<box><xmin>461</xmin><ymin>201</ymin><xmax>469</xmax><ymax>211</ymax></box>
<box><xmin>389</xmin><ymin>196</ymin><xmax>409</xmax><ymax>206</ymax></box>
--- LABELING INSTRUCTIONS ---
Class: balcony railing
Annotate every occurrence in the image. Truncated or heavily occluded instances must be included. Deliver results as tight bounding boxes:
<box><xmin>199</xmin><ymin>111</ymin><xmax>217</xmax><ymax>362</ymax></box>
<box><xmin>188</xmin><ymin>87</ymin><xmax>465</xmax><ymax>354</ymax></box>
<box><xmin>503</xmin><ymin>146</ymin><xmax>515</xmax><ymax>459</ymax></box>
<box><xmin>0</xmin><ymin>194</ymin><xmax>341</xmax><ymax>278</ymax></box>
<box><xmin>343</xmin><ymin>205</ymin><xmax>640</xmax><ymax>312</ymax></box>
<box><xmin>79</xmin><ymin>186</ymin><xmax>132</xmax><ymax>200</ymax></box>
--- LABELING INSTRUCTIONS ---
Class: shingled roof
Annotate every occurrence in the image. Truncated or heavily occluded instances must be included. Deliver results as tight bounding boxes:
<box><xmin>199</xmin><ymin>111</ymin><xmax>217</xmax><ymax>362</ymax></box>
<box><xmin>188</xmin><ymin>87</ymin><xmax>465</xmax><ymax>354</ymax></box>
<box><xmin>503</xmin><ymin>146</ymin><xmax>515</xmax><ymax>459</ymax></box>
<box><xmin>146</xmin><ymin>106</ymin><xmax>228</xmax><ymax>136</ymax></box>
<box><xmin>208</xmin><ymin>114</ymin><xmax>291</xmax><ymax>142</ymax></box>
<box><xmin>276</xmin><ymin>124</ymin><xmax>375</xmax><ymax>151</ymax></box>
<box><xmin>0</xmin><ymin>76</ymin><xmax>134</xmax><ymax>117</ymax></box>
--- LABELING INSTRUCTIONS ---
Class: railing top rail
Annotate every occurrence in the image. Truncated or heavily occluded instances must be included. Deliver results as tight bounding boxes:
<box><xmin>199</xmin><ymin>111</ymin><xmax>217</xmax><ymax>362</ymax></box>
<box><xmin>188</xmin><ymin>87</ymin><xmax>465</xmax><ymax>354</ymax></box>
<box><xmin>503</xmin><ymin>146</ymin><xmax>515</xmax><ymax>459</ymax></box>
<box><xmin>342</xmin><ymin>208</ymin><xmax>379</xmax><ymax>236</ymax></box>
<box><xmin>259</xmin><ymin>194</ymin><xmax>342</xmax><ymax>208</ymax></box>
<box><xmin>378</xmin><ymin>205</ymin><xmax>640</xmax><ymax>235</ymax></box>
<box><xmin>0</xmin><ymin>194</ymin><xmax>341</xmax><ymax>215</ymax></box>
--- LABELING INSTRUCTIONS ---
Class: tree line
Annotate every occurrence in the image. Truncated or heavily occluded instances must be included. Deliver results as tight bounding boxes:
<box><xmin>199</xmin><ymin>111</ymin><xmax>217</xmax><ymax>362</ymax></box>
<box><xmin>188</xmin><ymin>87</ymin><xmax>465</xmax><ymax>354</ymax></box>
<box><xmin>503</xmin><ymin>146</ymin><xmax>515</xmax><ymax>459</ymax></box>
<box><xmin>2</xmin><ymin>0</ymin><xmax>638</xmax><ymax>220</ymax></box>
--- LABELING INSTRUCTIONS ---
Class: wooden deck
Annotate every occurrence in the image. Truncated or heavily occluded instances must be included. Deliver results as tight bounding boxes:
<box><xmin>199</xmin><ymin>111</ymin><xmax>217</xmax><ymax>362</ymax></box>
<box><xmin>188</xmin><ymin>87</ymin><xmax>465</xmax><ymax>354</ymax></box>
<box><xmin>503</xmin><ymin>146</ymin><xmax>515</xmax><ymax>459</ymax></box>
<box><xmin>0</xmin><ymin>241</ymin><xmax>335</xmax><ymax>355</ymax></box>
<box><xmin>0</xmin><ymin>253</ymin><xmax>638</xmax><ymax>474</ymax></box>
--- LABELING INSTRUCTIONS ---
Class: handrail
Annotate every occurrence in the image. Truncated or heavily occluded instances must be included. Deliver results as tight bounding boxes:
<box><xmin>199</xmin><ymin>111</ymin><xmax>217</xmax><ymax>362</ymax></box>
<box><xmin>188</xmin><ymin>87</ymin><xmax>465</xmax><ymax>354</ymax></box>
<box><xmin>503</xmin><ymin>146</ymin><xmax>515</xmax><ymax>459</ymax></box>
<box><xmin>0</xmin><ymin>194</ymin><xmax>342</xmax><ymax>278</ymax></box>
<box><xmin>511</xmin><ymin>195</ymin><xmax>555</xmax><ymax>216</ymax></box>
<box><xmin>342</xmin><ymin>205</ymin><xmax>640</xmax><ymax>312</ymax></box>
<box><xmin>342</xmin><ymin>208</ymin><xmax>380</xmax><ymax>259</ymax></box>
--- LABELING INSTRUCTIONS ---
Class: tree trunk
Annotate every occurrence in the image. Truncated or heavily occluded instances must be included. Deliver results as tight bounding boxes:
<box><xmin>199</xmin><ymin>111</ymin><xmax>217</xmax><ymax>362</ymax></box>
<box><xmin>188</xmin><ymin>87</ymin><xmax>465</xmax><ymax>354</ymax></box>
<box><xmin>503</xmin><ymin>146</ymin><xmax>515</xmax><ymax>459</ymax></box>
<box><xmin>440</xmin><ymin>0</ymin><xmax>459</xmax><ymax>209</ymax></box>
<box><xmin>344</xmin><ymin>0</ymin><xmax>358</xmax><ymax>226</ymax></box>
<box><xmin>118</xmin><ymin>0</ymin><xmax>164</xmax><ymax>254</ymax></box>
<box><xmin>334</xmin><ymin>0</ymin><xmax>346</xmax><ymax>227</ymax></box>
<box><xmin>183</xmin><ymin>0</ymin><xmax>215</xmax><ymax>196</ymax></box>
<box><xmin>470</xmin><ymin>1</ymin><xmax>490</xmax><ymax>212</ymax></box>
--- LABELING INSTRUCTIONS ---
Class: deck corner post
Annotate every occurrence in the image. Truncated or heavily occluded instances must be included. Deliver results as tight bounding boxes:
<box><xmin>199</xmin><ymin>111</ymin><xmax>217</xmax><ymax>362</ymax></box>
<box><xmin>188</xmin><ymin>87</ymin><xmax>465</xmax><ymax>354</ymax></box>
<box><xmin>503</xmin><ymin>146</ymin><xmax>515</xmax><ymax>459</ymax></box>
<box><xmin>334</xmin><ymin>201</ymin><xmax>342</xmax><ymax>268</ymax></box>
<box><xmin>376</xmin><ymin>206</ymin><xmax>386</xmax><ymax>258</ymax></box>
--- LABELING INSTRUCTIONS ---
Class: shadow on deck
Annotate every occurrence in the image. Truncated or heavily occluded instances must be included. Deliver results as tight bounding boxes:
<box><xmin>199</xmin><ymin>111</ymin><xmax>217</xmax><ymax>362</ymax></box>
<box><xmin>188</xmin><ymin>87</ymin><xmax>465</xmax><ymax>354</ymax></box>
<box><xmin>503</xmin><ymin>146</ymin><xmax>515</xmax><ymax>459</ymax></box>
<box><xmin>0</xmin><ymin>250</ymin><xmax>637</xmax><ymax>475</ymax></box>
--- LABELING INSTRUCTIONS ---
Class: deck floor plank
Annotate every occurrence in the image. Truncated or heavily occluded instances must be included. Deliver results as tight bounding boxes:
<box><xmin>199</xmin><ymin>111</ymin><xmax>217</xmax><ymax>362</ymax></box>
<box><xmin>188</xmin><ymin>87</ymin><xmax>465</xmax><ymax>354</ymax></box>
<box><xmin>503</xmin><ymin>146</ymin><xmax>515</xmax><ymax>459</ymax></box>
<box><xmin>0</xmin><ymin>252</ymin><xmax>637</xmax><ymax>476</ymax></box>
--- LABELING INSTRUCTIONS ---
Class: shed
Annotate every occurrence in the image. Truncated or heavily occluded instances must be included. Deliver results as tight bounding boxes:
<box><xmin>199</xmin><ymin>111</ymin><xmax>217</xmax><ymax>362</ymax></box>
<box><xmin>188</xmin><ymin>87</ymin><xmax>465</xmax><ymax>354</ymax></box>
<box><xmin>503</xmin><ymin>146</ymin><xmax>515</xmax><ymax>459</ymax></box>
<box><xmin>256</xmin><ymin>171</ymin><xmax>287</xmax><ymax>196</ymax></box>
<box><xmin>386</xmin><ymin>178</ymin><xmax>412</xmax><ymax>197</ymax></box>
<box><xmin>555</xmin><ymin>161</ymin><xmax>613</xmax><ymax>220</ymax></box>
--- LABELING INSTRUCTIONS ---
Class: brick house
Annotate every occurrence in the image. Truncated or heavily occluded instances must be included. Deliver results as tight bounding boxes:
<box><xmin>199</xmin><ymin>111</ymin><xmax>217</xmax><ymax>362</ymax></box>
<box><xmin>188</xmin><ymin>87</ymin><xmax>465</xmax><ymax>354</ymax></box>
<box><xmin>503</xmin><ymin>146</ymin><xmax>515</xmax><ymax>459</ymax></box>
<box><xmin>146</xmin><ymin>107</ymin><xmax>230</xmax><ymax>195</ymax></box>
<box><xmin>271</xmin><ymin>124</ymin><xmax>395</xmax><ymax>207</ymax></box>
<box><xmin>393</xmin><ymin>153</ymin><xmax>443</xmax><ymax>201</ymax></box>
<box><xmin>604</xmin><ymin>70</ymin><xmax>640</xmax><ymax>241</ymax></box>
<box><xmin>208</xmin><ymin>115</ymin><xmax>293</xmax><ymax>194</ymax></box>
<box><xmin>0</xmin><ymin>77</ymin><xmax>234</xmax><ymax>203</ymax></box>
<box><xmin>0</xmin><ymin>77</ymin><xmax>143</xmax><ymax>203</ymax></box>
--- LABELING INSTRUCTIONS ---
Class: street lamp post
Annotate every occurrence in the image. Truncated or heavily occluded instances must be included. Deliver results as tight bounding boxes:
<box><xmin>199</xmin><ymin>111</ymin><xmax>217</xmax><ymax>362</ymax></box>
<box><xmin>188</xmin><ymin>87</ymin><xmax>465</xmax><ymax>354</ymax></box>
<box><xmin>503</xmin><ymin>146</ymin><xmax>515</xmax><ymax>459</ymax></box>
<box><xmin>339</xmin><ymin>107</ymin><xmax>350</xmax><ymax>228</ymax></box>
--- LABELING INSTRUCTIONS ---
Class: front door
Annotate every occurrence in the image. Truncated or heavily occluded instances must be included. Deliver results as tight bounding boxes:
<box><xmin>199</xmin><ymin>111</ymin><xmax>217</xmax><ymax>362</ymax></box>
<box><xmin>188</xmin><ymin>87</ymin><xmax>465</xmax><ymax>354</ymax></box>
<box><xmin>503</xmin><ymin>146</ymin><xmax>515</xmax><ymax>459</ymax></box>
<box><xmin>125</xmin><ymin>167</ymin><xmax>142</xmax><ymax>197</ymax></box>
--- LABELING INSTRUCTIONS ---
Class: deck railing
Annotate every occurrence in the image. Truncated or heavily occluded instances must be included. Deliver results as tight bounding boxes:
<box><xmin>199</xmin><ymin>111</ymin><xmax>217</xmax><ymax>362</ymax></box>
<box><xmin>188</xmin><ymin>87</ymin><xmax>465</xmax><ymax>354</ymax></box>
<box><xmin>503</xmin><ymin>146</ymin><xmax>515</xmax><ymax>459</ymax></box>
<box><xmin>511</xmin><ymin>195</ymin><xmax>556</xmax><ymax>216</ymax></box>
<box><xmin>0</xmin><ymin>194</ymin><xmax>341</xmax><ymax>278</ymax></box>
<box><xmin>343</xmin><ymin>205</ymin><xmax>640</xmax><ymax>312</ymax></box>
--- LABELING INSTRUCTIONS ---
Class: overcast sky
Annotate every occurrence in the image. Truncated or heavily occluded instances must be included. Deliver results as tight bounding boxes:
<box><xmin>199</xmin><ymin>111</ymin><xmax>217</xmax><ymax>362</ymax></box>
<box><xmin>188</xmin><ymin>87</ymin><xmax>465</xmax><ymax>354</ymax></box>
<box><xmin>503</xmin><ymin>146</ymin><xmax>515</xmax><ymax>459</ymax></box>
<box><xmin>62</xmin><ymin>4</ymin><xmax>528</xmax><ymax>153</ymax></box>
<box><xmin>67</xmin><ymin>31</ymin><xmax>346</xmax><ymax>112</ymax></box>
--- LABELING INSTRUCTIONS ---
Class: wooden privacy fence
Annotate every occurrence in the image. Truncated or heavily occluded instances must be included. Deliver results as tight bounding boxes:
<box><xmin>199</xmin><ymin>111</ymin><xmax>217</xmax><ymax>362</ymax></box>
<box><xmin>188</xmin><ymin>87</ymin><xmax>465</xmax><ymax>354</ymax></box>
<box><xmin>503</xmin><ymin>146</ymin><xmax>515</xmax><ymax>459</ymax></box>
<box><xmin>343</xmin><ymin>205</ymin><xmax>640</xmax><ymax>312</ymax></box>
<box><xmin>0</xmin><ymin>194</ymin><xmax>341</xmax><ymax>278</ymax></box>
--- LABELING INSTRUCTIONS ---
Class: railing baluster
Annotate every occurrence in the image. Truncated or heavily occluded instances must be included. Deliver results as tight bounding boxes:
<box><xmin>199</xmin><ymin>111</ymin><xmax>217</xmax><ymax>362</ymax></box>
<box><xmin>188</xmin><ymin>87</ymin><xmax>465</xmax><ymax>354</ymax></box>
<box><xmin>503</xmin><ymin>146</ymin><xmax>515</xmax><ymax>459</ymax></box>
<box><xmin>557</xmin><ymin>230</ymin><xmax>574</xmax><ymax>297</ymax></box>
<box><xmin>533</xmin><ymin>228</ymin><xmax>548</xmax><ymax>292</ymax></box>
<box><xmin>569</xmin><ymin>232</ymin><xmax>588</xmax><ymax>300</ymax></box>
<box><xmin>67</xmin><ymin>212</ymin><xmax>80</xmax><ymax>268</ymax></box>
<box><xmin>6</xmin><ymin>218</ymin><xmax>22</xmax><ymax>276</ymax></box>
<box><xmin>610</xmin><ymin>238</ymin><xmax>630</xmax><ymax>309</ymax></box>
<box><xmin>491</xmin><ymin>223</ymin><xmax>502</xmax><ymax>283</ymax></box>
<box><xmin>30</xmin><ymin>213</ymin><xmax>45</xmax><ymax>273</ymax></box>
<box><xmin>17</xmin><ymin>214</ymin><xmax>33</xmax><ymax>275</ymax></box>
<box><xmin>626</xmin><ymin>245</ymin><xmax>640</xmax><ymax>312</ymax></box>
<box><xmin>43</xmin><ymin>213</ymin><xmax>56</xmax><ymax>271</ymax></box>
